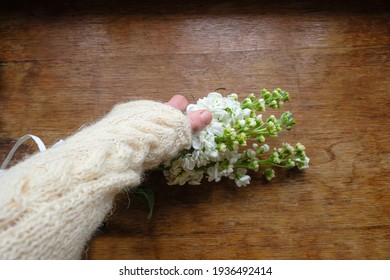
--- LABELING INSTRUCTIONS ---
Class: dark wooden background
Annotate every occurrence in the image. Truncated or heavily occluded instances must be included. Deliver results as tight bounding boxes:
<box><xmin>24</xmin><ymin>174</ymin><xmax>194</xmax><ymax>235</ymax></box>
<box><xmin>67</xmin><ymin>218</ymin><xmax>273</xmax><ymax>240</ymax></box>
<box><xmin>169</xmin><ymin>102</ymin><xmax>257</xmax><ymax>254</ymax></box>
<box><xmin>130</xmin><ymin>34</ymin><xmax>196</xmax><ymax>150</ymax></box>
<box><xmin>0</xmin><ymin>0</ymin><xmax>389</xmax><ymax>259</ymax></box>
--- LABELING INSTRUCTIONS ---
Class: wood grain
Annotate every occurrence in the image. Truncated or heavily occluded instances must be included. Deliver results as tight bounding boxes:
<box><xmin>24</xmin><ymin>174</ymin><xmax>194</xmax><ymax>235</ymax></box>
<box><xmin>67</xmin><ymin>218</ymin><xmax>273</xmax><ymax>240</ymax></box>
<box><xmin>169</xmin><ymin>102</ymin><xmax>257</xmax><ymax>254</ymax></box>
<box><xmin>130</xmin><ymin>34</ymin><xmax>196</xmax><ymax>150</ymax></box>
<box><xmin>0</xmin><ymin>0</ymin><xmax>389</xmax><ymax>259</ymax></box>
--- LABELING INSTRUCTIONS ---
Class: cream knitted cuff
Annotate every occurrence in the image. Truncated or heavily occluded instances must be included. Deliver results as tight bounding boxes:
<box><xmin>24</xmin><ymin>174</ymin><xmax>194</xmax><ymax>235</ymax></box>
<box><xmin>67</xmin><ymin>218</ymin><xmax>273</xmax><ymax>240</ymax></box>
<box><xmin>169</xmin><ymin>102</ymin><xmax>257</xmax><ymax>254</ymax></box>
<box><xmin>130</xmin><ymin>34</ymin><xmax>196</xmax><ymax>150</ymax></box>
<box><xmin>0</xmin><ymin>100</ymin><xmax>191</xmax><ymax>259</ymax></box>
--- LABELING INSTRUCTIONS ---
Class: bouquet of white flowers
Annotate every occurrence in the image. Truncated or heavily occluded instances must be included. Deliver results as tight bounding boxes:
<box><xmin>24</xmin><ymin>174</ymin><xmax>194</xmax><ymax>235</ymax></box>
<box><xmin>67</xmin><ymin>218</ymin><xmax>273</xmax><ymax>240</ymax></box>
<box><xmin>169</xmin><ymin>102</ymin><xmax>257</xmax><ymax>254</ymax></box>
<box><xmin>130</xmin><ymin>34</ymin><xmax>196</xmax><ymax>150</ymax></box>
<box><xmin>134</xmin><ymin>88</ymin><xmax>309</xmax><ymax>218</ymax></box>
<box><xmin>163</xmin><ymin>88</ymin><xmax>309</xmax><ymax>187</ymax></box>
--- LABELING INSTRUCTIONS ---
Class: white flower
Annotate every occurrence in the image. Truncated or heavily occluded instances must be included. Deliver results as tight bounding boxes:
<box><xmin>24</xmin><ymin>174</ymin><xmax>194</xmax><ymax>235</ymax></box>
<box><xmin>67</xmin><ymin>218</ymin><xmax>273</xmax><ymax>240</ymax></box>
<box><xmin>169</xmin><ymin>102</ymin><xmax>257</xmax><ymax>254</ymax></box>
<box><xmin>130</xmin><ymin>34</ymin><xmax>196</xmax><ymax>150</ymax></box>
<box><xmin>195</xmin><ymin>92</ymin><xmax>225</xmax><ymax>111</ymax></box>
<box><xmin>186</xmin><ymin>104</ymin><xmax>199</xmax><ymax>114</ymax></box>
<box><xmin>183</xmin><ymin>154</ymin><xmax>196</xmax><ymax>170</ymax></box>
<box><xmin>221</xmin><ymin>165</ymin><xmax>234</xmax><ymax>177</ymax></box>
<box><xmin>235</xmin><ymin>175</ymin><xmax>251</xmax><ymax>187</ymax></box>
<box><xmin>207</xmin><ymin>163</ymin><xmax>222</xmax><ymax>182</ymax></box>
<box><xmin>166</xmin><ymin>170</ymin><xmax>189</xmax><ymax>185</ymax></box>
<box><xmin>206</xmin><ymin>121</ymin><xmax>224</xmax><ymax>136</ymax></box>
<box><xmin>191</xmin><ymin>150</ymin><xmax>210</xmax><ymax>168</ymax></box>
<box><xmin>187</xmin><ymin>170</ymin><xmax>204</xmax><ymax>185</ymax></box>
<box><xmin>200</xmin><ymin>132</ymin><xmax>218</xmax><ymax>158</ymax></box>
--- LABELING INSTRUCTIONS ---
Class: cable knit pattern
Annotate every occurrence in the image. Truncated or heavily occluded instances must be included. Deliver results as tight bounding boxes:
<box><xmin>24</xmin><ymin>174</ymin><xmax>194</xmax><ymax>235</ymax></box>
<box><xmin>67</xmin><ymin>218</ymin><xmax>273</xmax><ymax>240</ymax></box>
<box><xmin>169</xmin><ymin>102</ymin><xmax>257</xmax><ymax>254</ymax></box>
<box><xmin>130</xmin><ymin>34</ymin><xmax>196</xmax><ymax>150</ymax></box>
<box><xmin>0</xmin><ymin>101</ymin><xmax>191</xmax><ymax>259</ymax></box>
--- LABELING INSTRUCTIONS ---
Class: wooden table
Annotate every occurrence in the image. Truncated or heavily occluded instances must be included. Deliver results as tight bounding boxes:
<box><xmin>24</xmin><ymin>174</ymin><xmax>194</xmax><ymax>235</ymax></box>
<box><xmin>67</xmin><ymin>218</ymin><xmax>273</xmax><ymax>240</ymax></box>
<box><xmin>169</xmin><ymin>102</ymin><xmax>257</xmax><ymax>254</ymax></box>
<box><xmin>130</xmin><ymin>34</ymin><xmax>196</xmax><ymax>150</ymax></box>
<box><xmin>1</xmin><ymin>0</ymin><xmax>389</xmax><ymax>259</ymax></box>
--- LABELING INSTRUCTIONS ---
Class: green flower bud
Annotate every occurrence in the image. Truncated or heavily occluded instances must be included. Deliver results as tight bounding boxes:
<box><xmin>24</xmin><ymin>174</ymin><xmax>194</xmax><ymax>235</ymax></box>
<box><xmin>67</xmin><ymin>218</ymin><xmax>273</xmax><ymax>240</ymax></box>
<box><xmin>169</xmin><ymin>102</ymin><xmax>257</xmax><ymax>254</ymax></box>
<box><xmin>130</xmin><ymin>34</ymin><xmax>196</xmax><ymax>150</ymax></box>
<box><xmin>228</xmin><ymin>93</ymin><xmax>238</xmax><ymax>101</ymax></box>
<box><xmin>240</xmin><ymin>131</ymin><xmax>247</xmax><ymax>138</ymax></box>
<box><xmin>256</xmin><ymin>114</ymin><xmax>264</xmax><ymax>125</ymax></box>
<box><xmin>282</xmin><ymin>143</ymin><xmax>295</xmax><ymax>155</ymax></box>
<box><xmin>246</xmin><ymin>118</ymin><xmax>257</xmax><ymax>128</ymax></box>
<box><xmin>272</xmin><ymin>89</ymin><xmax>282</xmax><ymax>100</ymax></box>
<box><xmin>243</xmin><ymin>98</ymin><xmax>252</xmax><ymax>106</ymax></box>
<box><xmin>257</xmin><ymin>99</ymin><xmax>266</xmax><ymax>111</ymax></box>
<box><xmin>267</xmin><ymin>115</ymin><xmax>277</xmax><ymax>122</ymax></box>
<box><xmin>296</xmin><ymin>143</ymin><xmax>305</xmax><ymax>152</ymax></box>
<box><xmin>280</xmin><ymin>111</ymin><xmax>296</xmax><ymax>130</ymax></box>
<box><xmin>269</xmin><ymin>100</ymin><xmax>278</xmax><ymax>108</ymax></box>
<box><xmin>257</xmin><ymin>144</ymin><xmax>270</xmax><ymax>154</ymax></box>
<box><xmin>256</xmin><ymin>135</ymin><xmax>265</xmax><ymax>142</ymax></box>
<box><xmin>285</xmin><ymin>159</ymin><xmax>295</xmax><ymax>169</ymax></box>
<box><xmin>267</xmin><ymin>122</ymin><xmax>276</xmax><ymax>134</ymax></box>
<box><xmin>261</xmin><ymin>88</ymin><xmax>271</xmax><ymax>99</ymax></box>
<box><xmin>217</xmin><ymin>143</ymin><xmax>227</xmax><ymax>152</ymax></box>
<box><xmin>295</xmin><ymin>156</ymin><xmax>310</xmax><ymax>170</ymax></box>
<box><xmin>271</xmin><ymin>151</ymin><xmax>281</xmax><ymax>164</ymax></box>
<box><xmin>263</xmin><ymin>168</ymin><xmax>276</xmax><ymax>181</ymax></box>
<box><xmin>248</xmin><ymin>159</ymin><xmax>259</xmax><ymax>171</ymax></box>
<box><xmin>248</xmin><ymin>93</ymin><xmax>256</xmax><ymax>101</ymax></box>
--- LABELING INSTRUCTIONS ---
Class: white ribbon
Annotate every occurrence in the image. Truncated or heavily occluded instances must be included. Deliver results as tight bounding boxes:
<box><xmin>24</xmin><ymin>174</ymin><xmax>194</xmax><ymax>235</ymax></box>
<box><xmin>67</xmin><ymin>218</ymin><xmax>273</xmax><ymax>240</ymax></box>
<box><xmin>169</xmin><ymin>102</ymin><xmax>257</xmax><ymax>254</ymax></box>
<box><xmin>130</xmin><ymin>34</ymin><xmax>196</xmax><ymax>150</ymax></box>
<box><xmin>0</xmin><ymin>134</ymin><xmax>63</xmax><ymax>171</ymax></box>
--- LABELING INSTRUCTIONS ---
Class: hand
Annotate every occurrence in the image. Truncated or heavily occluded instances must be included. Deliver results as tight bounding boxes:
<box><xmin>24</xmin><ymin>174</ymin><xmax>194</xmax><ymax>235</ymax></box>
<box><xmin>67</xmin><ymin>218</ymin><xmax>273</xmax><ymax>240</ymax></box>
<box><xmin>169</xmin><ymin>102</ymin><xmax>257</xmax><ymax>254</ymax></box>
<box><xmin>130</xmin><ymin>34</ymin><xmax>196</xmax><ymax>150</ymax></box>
<box><xmin>167</xmin><ymin>95</ymin><xmax>212</xmax><ymax>132</ymax></box>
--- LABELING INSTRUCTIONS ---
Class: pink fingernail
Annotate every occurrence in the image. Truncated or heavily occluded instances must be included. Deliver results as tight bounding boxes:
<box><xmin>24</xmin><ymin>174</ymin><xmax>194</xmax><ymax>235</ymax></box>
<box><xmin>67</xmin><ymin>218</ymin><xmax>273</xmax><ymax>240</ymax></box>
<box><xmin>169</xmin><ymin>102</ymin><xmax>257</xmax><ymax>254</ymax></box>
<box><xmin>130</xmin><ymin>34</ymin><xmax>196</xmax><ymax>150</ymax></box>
<box><xmin>200</xmin><ymin>110</ymin><xmax>212</xmax><ymax>125</ymax></box>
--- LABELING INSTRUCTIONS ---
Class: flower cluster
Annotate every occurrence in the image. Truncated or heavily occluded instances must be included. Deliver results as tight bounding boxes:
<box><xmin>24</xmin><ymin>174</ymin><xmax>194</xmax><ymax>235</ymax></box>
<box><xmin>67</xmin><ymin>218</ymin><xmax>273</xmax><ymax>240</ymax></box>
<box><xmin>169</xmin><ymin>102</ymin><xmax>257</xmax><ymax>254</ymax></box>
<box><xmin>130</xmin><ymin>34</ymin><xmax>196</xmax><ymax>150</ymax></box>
<box><xmin>163</xmin><ymin>88</ymin><xmax>309</xmax><ymax>187</ymax></box>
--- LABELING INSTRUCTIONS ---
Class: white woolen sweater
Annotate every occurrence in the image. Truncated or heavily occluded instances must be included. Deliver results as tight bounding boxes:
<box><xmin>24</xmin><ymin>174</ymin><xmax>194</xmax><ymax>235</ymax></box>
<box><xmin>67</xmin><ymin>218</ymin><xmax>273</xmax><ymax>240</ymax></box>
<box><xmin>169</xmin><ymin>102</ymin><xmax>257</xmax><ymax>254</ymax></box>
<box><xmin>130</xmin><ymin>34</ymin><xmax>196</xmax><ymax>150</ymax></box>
<box><xmin>0</xmin><ymin>101</ymin><xmax>191</xmax><ymax>259</ymax></box>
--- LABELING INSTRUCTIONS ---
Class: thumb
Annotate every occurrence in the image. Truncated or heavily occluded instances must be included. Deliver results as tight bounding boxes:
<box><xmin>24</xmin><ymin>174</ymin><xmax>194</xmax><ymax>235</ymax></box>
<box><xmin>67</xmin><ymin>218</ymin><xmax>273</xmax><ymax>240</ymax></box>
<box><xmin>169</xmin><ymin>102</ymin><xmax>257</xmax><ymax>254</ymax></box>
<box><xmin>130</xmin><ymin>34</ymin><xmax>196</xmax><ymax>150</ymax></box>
<box><xmin>187</xmin><ymin>110</ymin><xmax>212</xmax><ymax>132</ymax></box>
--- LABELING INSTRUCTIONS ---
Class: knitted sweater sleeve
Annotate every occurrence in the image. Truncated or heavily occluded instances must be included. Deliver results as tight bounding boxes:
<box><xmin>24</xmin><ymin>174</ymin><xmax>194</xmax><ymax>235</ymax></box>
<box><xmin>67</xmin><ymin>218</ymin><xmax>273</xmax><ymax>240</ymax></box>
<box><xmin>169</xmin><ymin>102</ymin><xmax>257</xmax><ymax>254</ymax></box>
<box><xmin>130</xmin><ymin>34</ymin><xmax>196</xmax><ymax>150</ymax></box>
<box><xmin>0</xmin><ymin>101</ymin><xmax>192</xmax><ymax>259</ymax></box>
